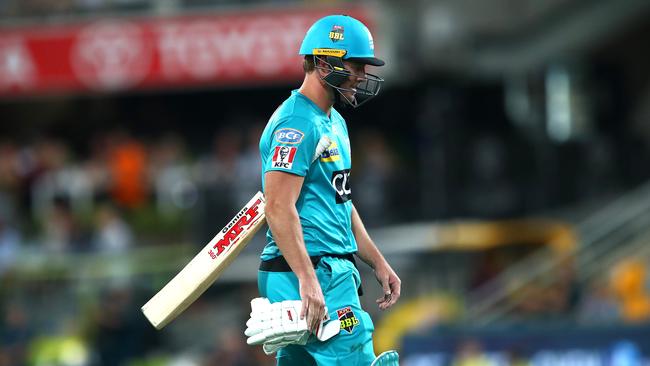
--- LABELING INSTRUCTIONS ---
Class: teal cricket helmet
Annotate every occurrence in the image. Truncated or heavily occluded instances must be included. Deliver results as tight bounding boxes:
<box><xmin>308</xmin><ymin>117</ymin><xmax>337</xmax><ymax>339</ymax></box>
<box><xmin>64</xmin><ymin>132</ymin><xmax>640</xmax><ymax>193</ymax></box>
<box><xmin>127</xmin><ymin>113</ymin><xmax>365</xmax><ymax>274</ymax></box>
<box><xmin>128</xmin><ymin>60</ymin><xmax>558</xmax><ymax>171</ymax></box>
<box><xmin>299</xmin><ymin>14</ymin><xmax>385</xmax><ymax>67</ymax></box>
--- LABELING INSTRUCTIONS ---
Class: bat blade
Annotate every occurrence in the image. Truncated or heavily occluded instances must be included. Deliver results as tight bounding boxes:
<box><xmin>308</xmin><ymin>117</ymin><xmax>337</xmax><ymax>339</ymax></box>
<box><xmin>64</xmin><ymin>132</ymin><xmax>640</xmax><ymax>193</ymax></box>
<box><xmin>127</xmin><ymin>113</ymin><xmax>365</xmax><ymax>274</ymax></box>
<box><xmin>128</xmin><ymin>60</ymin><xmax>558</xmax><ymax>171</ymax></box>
<box><xmin>141</xmin><ymin>191</ymin><xmax>266</xmax><ymax>329</ymax></box>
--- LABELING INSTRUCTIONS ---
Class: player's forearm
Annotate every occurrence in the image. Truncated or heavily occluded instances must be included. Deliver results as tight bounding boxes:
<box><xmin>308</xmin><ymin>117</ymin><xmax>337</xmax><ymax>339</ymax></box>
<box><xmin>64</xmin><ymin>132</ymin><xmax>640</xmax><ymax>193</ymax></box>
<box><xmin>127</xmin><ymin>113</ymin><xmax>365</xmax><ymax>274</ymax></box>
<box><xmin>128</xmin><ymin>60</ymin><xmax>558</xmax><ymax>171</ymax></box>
<box><xmin>352</xmin><ymin>205</ymin><xmax>387</xmax><ymax>270</ymax></box>
<box><xmin>265</xmin><ymin>201</ymin><xmax>317</xmax><ymax>281</ymax></box>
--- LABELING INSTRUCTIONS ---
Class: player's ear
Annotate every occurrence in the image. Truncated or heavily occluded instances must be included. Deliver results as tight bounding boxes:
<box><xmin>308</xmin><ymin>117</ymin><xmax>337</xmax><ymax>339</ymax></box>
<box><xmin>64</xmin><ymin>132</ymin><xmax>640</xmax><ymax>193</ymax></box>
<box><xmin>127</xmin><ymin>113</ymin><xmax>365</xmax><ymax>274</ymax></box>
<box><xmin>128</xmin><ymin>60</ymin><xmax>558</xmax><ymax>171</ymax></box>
<box><xmin>314</xmin><ymin>56</ymin><xmax>332</xmax><ymax>78</ymax></box>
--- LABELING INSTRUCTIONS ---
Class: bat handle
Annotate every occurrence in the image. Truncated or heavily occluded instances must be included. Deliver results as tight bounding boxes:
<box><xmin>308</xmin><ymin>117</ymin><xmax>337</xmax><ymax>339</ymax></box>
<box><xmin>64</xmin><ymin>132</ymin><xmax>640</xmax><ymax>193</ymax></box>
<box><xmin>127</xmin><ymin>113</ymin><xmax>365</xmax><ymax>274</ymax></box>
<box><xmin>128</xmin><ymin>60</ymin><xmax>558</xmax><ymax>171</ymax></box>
<box><xmin>312</xmin><ymin>136</ymin><xmax>332</xmax><ymax>163</ymax></box>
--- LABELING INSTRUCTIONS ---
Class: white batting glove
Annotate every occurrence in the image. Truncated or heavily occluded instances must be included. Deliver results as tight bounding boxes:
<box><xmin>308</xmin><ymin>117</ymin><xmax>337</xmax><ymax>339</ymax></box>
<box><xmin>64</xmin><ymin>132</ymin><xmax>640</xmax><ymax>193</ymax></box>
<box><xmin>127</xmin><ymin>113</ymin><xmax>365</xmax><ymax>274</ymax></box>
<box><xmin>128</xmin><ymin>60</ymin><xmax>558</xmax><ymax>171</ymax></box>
<box><xmin>244</xmin><ymin>297</ymin><xmax>340</xmax><ymax>354</ymax></box>
<box><xmin>262</xmin><ymin>331</ymin><xmax>310</xmax><ymax>355</ymax></box>
<box><xmin>245</xmin><ymin>298</ymin><xmax>306</xmax><ymax>345</ymax></box>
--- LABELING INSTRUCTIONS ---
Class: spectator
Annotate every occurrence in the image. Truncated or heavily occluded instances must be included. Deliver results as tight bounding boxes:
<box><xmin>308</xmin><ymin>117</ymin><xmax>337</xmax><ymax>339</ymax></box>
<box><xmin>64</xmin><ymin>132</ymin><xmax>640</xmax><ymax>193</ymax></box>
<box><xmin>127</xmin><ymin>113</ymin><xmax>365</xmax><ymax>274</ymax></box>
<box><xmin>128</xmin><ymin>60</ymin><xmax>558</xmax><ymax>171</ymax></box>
<box><xmin>0</xmin><ymin>303</ymin><xmax>31</xmax><ymax>366</ymax></box>
<box><xmin>193</xmin><ymin>128</ymin><xmax>240</xmax><ymax>243</ymax></box>
<box><xmin>610</xmin><ymin>258</ymin><xmax>650</xmax><ymax>323</ymax></box>
<box><xmin>203</xmin><ymin>326</ymin><xmax>259</xmax><ymax>366</ymax></box>
<box><xmin>0</xmin><ymin>223</ymin><xmax>19</xmax><ymax>278</ymax></box>
<box><xmin>0</xmin><ymin>193</ymin><xmax>20</xmax><ymax>278</ymax></box>
<box><xmin>31</xmin><ymin>139</ymin><xmax>94</xmax><ymax>222</ymax></box>
<box><xmin>0</xmin><ymin>142</ymin><xmax>19</xmax><ymax>193</ymax></box>
<box><xmin>89</xmin><ymin>284</ymin><xmax>158</xmax><ymax>365</ymax></box>
<box><xmin>353</xmin><ymin>129</ymin><xmax>396</xmax><ymax>227</ymax></box>
<box><xmin>233</xmin><ymin>123</ymin><xmax>263</xmax><ymax>206</ymax></box>
<box><xmin>452</xmin><ymin>340</ymin><xmax>491</xmax><ymax>366</ymax></box>
<box><xmin>92</xmin><ymin>203</ymin><xmax>133</xmax><ymax>254</ymax></box>
<box><xmin>196</xmin><ymin>128</ymin><xmax>241</xmax><ymax>191</ymax></box>
<box><xmin>107</xmin><ymin>131</ymin><xmax>149</xmax><ymax>210</ymax></box>
<box><xmin>150</xmin><ymin>133</ymin><xmax>196</xmax><ymax>214</ymax></box>
<box><xmin>462</xmin><ymin>134</ymin><xmax>518</xmax><ymax>218</ymax></box>
<box><xmin>42</xmin><ymin>196</ymin><xmax>90</xmax><ymax>253</ymax></box>
<box><xmin>577</xmin><ymin>279</ymin><xmax>620</xmax><ymax>324</ymax></box>
<box><xmin>507</xmin><ymin>348</ymin><xmax>530</xmax><ymax>366</ymax></box>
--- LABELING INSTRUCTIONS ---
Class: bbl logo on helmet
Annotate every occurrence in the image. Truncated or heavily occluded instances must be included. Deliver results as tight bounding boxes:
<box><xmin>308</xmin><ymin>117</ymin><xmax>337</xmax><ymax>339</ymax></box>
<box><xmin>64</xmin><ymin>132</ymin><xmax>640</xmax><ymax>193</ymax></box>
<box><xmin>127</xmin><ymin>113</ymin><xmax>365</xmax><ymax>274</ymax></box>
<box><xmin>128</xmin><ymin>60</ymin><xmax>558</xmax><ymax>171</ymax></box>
<box><xmin>329</xmin><ymin>25</ymin><xmax>344</xmax><ymax>42</ymax></box>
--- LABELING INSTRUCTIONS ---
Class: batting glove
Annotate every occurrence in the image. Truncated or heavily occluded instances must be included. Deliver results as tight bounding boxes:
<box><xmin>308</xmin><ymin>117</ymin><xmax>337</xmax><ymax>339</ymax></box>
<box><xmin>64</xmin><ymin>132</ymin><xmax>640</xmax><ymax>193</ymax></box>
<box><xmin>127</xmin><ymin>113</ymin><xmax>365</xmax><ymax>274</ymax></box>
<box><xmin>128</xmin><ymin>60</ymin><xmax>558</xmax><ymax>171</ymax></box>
<box><xmin>244</xmin><ymin>297</ymin><xmax>340</xmax><ymax>354</ymax></box>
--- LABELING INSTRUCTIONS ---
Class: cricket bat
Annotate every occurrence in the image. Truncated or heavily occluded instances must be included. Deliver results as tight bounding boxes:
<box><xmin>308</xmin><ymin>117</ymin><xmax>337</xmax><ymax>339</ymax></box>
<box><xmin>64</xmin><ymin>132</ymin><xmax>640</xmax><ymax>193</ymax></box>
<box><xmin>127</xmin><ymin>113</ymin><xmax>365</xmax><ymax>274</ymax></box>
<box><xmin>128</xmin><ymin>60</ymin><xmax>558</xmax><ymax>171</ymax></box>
<box><xmin>142</xmin><ymin>191</ymin><xmax>266</xmax><ymax>329</ymax></box>
<box><xmin>141</xmin><ymin>135</ymin><xmax>331</xmax><ymax>330</ymax></box>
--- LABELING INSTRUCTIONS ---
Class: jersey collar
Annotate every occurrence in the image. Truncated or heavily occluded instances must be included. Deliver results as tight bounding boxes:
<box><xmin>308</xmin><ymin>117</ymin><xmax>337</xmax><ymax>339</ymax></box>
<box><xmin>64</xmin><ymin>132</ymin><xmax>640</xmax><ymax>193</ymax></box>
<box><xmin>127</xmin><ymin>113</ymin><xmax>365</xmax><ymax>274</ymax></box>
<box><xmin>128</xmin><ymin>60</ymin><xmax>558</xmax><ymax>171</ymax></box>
<box><xmin>293</xmin><ymin>90</ymin><xmax>331</xmax><ymax>120</ymax></box>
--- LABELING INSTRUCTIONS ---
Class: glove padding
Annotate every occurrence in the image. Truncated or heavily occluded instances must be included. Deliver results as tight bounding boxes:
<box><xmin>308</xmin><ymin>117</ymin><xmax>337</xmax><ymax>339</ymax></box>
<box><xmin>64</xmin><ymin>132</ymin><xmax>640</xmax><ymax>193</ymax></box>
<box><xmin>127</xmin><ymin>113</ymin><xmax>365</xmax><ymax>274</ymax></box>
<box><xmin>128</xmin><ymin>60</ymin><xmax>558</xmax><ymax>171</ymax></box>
<box><xmin>244</xmin><ymin>297</ymin><xmax>340</xmax><ymax>354</ymax></box>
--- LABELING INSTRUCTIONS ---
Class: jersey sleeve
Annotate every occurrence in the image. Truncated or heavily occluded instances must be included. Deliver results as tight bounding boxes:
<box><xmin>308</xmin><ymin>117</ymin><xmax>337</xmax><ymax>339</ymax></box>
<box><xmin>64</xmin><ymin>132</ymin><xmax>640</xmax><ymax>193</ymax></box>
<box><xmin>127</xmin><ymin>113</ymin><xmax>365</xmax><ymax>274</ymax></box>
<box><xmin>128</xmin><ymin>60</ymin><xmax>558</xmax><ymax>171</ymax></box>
<box><xmin>263</xmin><ymin>117</ymin><xmax>318</xmax><ymax>177</ymax></box>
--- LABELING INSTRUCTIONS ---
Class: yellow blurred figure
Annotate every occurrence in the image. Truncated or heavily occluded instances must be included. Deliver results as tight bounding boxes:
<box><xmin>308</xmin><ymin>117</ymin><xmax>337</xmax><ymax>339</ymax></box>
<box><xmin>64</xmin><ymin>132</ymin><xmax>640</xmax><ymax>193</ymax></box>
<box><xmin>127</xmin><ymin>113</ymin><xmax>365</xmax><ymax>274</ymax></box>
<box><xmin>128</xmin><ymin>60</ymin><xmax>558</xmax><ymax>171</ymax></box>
<box><xmin>611</xmin><ymin>258</ymin><xmax>650</xmax><ymax>323</ymax></box>
<box><xmin>28</xmin><ymin>336</ymin><xmax>89</xmax><ymax>366</ymax></box>
<box><xmin>452</xmin><ymin>340</ymin><xmax>491</xmax><ymax>366</ymax></box>
<box><xmin>373</xmin><ymin>294</ymin><xmax>461</xmax><ymax>353</ymax></box>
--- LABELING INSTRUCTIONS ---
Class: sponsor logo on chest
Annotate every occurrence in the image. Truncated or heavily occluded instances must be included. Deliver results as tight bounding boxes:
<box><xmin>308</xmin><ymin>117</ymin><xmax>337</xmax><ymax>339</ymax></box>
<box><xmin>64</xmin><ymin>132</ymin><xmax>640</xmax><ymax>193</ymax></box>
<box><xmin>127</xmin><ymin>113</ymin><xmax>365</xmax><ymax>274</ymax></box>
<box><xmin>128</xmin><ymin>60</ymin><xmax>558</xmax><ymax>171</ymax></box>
<box><xmin>331</xmin><ymin>169</ymin><xmax>351</xmax><ymax>203</ymax></box>
<box><xmin>320</xmin><ymin>141</ymin><xmax>341</xmax><ymax>162</ymax></box>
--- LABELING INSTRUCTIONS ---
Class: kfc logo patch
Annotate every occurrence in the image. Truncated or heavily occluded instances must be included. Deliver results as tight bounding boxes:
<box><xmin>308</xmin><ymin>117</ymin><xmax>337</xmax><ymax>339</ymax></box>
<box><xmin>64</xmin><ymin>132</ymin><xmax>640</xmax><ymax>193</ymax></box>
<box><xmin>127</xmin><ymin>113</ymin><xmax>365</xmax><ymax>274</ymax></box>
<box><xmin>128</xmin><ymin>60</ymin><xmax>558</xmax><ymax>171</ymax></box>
<box><xmin>272</xmin><ymin>146</ymin><xmax>297</xmax><ymax>169</ymax></box>
<box><xmin>336</xmin><ymin>306</ymin><xmax>359</xmax><ymax>333</ymax></box>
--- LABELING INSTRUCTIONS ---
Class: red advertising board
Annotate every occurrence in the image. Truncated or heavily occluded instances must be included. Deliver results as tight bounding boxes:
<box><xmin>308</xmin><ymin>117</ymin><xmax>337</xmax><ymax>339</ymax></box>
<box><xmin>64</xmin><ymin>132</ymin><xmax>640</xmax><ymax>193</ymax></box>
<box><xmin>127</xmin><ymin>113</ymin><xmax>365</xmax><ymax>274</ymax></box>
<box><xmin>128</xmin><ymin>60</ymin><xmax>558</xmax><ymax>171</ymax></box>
<box><xmin>0</xmin><ymin>6</ymin><xmax>373</xmax><ymax>96</ymax></box>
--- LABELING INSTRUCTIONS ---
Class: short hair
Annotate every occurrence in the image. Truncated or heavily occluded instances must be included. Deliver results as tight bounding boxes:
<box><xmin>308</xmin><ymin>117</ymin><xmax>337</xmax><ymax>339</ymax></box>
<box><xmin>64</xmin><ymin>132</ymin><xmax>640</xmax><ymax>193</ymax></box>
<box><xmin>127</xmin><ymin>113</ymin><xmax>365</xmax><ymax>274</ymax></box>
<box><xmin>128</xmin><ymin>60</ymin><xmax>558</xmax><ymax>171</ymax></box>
<box><xmin>303</xmin><ymin>56</ymin><xmax>315</xmax><ymax>73</ymax></box>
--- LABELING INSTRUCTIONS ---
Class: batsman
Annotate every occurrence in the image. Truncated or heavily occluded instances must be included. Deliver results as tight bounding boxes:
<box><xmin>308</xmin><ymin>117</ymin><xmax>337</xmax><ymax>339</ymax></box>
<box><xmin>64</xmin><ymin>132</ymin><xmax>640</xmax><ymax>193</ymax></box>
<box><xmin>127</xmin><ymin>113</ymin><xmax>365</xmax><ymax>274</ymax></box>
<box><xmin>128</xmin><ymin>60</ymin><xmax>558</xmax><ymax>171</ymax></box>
<box><xmin>245</xmin><ymin>14</ymin><xmax>401</xmax><ymax>365</ymax></box>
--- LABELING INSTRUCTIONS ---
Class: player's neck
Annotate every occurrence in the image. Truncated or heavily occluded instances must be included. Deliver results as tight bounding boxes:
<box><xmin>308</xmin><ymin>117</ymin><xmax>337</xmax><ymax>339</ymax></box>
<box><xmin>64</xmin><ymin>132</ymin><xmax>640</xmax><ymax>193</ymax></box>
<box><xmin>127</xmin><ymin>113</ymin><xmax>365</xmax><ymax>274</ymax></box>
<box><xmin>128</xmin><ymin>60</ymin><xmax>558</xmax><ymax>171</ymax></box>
<box><xmin>298</xmin><ymin>74</ymin><xmax>333</xmax><ymax>117</ymax></box>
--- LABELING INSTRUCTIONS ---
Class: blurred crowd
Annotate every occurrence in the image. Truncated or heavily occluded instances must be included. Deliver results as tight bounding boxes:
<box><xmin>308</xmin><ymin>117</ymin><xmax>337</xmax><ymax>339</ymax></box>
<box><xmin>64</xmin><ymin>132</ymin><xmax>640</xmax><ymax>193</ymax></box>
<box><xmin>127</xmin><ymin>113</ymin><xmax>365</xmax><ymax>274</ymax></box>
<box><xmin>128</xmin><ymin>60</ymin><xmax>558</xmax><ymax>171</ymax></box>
<box><xmin>470</xmin><ymin>248</ymin><xmax>650</xmax><ymax>326</ymax></box>
<box><xmin>0</xmin><ymin>280</ymin><xmax>277</xmax><ymax>366</ymax></box>
<box><xmin>0</xmin><ymin>124</ymin><xmax>399</xmax><ymax>253</ymax></box>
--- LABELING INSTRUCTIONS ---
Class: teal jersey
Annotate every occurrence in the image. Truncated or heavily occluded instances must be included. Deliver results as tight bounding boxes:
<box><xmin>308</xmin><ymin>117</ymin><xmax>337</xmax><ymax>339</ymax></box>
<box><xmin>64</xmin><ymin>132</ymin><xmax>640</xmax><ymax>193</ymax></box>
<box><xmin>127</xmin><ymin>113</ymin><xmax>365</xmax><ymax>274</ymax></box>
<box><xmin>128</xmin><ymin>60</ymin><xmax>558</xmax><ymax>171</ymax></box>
<box><xmin>259</xmin><ymin>90</ymin><xmax>356</xmax><ymax>260</ymax></box>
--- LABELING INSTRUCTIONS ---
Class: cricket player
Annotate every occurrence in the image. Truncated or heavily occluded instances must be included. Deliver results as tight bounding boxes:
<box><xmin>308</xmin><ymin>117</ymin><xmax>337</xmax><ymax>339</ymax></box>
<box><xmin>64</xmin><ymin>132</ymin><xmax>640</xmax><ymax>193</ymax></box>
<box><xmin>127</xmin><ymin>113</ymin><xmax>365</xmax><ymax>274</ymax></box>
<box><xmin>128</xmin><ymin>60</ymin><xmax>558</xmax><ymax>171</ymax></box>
<box><xmin>249</xmin><ymin>14</ymin><xmax>401</xmax><ymax>365</ymax></box>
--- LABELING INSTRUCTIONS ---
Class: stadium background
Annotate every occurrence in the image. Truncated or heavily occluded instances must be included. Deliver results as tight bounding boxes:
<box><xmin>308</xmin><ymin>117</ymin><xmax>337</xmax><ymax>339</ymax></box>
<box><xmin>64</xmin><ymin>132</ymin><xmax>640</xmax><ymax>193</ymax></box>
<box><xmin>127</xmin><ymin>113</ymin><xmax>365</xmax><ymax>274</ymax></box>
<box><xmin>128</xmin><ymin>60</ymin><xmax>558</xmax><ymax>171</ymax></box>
<box><xmin>2</xmin><ymin>0</ymin><xmax>650</xmax><ymax>365</ymax></box>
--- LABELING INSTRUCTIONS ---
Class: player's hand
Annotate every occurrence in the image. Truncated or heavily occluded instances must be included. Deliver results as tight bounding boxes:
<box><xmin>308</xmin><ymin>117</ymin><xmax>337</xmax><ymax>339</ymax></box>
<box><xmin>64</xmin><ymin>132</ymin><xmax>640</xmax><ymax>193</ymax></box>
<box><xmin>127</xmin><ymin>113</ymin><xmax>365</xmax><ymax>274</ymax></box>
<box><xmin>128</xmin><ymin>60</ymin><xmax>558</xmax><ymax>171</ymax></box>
<box><xmin>374</xmin><ymin>261</ymin><xmax>401</xmax><ymax>310</ymax></box>
<box><xmin>298</xmin><ymin>275</ymin><xmax>326</xmax><ymax>333</ymax></box>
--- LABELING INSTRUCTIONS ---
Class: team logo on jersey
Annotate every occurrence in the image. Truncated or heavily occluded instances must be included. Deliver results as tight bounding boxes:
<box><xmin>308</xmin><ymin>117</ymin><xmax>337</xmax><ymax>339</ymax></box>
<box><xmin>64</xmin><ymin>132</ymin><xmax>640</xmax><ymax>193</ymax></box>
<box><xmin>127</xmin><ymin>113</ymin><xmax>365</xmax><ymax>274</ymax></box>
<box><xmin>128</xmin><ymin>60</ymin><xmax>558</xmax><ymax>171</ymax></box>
<box><xmin>329</xmin><ymin>25</ymin><xmax>344</xmax><ymax>42</ymax></box>
<box><xmin>331</xmin><ymin>169</ymin><xmax>351</xmax><ymax>203</ymax></box>
<box><xmin>336</xmin><ymin>306</ymin><xmax>359</xmax><ymax>333</ymax></box>
<box><xmin>272</xmin><ymin>146</ymin><xmax>297</xmax><ymax>169</ymax></box>
<box><xmin>275</xmin><ymin>128</ymin><xmax>304</xmax><ymax>144</ymax></box>
<box><xmin>320</xmin><ymin>141</ymin><xmax>341</xmax><ymax>162</ymax></box>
